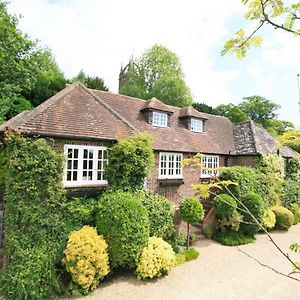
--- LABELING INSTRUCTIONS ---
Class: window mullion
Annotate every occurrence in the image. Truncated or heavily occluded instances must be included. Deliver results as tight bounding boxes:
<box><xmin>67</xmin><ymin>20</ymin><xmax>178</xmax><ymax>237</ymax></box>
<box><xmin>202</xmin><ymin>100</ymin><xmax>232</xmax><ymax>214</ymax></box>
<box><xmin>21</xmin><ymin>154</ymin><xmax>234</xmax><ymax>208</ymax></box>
<box><xmin>78</xmin><ymin>147</ymin><xmax>83</xmax><ymax>184</ymax></box>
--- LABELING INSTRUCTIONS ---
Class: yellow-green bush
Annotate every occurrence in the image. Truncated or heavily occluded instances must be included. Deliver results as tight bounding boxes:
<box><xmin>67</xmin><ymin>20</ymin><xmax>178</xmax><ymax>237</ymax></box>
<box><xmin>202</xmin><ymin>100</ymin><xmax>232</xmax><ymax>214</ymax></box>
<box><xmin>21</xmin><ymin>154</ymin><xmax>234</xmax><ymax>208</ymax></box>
<box><xmin>136</xmin><ymin>237</ymin><xmax>176</xmax><ymax>280</ymax></box>
<box><xmin>63</xmin><ymin>226</ymin><xmax>110</xmax><ymax>294</ymax></box>
<box><xmin>262</xmin><ymin>209</ymin><xmax>276</xmax><ymax>230</ymax></box>
<box><xmin>271</xmin><ymin>206</ymin><xmax>294</xmax><ymax>230</ymax></box>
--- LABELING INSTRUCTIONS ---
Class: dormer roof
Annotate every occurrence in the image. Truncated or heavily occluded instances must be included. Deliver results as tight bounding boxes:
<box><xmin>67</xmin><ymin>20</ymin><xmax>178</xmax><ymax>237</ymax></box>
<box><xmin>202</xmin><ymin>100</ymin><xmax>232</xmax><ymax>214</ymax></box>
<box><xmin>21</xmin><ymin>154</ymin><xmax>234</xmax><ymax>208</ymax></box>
<box><xmin>140</xmin><ymin>97</ymin><xmax>174</xmax><ymax>113</ymax></box>
<box><xmin>179</xmin><ymin>106</ymin><xmax>208</xmax><ymax>120</ymax></box>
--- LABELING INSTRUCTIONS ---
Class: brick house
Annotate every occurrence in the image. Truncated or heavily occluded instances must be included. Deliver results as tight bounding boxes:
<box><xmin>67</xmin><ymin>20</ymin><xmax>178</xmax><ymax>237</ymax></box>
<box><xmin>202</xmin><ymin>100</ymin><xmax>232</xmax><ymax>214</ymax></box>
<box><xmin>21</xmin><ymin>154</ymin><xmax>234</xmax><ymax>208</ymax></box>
<box><xmin>0</xmin><ymin>83</ymin><xmax>296</xmax><ymax>205</ymax></box>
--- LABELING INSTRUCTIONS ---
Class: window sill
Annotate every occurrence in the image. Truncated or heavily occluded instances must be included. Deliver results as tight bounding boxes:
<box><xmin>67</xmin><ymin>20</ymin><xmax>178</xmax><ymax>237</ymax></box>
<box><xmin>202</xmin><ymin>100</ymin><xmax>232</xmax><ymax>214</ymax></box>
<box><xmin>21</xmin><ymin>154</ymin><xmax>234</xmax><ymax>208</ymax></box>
<box><xmin>158</xmin><ymin>178</ymin><xmax>184</xmax><ymax>187</ymax></box>
<box><xmin>64</xmin><ymin>183</ymin><xmax>108</xmax><ymax>189</ymax></box>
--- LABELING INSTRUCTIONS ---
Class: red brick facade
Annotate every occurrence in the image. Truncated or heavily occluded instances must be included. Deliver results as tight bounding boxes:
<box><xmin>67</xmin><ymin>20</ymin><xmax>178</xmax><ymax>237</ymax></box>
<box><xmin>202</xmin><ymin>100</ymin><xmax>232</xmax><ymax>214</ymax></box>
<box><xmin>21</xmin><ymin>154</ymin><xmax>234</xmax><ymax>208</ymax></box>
<box><xmin>228</xmin><ymin>155</ymin><xmax>256</xmax><ymax>168</ymax></box>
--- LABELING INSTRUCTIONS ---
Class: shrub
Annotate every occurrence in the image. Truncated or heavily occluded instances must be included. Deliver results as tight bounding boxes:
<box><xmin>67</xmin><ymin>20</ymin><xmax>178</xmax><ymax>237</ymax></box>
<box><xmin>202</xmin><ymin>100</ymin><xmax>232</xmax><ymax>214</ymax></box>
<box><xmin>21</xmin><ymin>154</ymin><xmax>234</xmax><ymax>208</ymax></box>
<box><xmin>105</xmin><ymin>133</ymin><xmax>154</xmax><ymax>191</ymax></box>
<box><xmin>96</xmin><ymin>189</ymin><xmax>149</xmax><ymax>269</ymax></box>
<box><xmin>175</xmin><ymin>253</ymin><xmax>186</xmax><ymax>266</ymax></box>
<box><xmin>272</xmin><ymin>206</ymin><xmax>294</xmax><ymax>230</ymax></box>
<box><xmin>141</xmin><ymin>193</ymin><xmax>174</xmax><ymax>240</ymax></box>
<box><xmin>63</xmin><ymin>226</ymin><xmax>109</xmax><ymax>294</ymax></box>
<box><xmin>0</xmin><ymin>145</ymin><xmax>6</xmax><ymax>185</ymax></box>
<box><xmin>213</xmin><ymin>231</ymin><xmax>256</xmax><ymax>246</ymax></box>
<box><xmin>184</xmin><ymin>248</ymin><xmax>199</xmax><ymax>261</ymax></box>
<box><xmin>262</xmin><ymin>209</ymin><xmax>276</xmax><ymax>230</ymax></box>
<box><xmin>285</xmin><ymin>156</ymin><xmax>300</xmax><ymax>180</ymax></box>
<box><xmin>239</xmin><ymin>192</ymin><xmax>264</xmax><ymax>236</ymax></box>
<box><xmin>291</xmin><ymin>204</ymin><xmax>300</xmax><ymax>225</ymax></box>
<box><xmin>217</xmin><ymin>210</ymin><xmax>243</xmax><ymax>232</ymax></box>
<box><xmin>179</xmin><ymin>197</ymin><xmax>204</xmax><ymax>225</ymax></box>
<box><xmin>66</xmin><ymin>197</ymin><xmax>98</xmax><ymax>228</ymax></box>
<box><xmin>213</xmin><ymin>194</ymin><xmax>237</xmax><ymax>218</ymax></box>
<box><xmin>136</xmin><ymin>237</ymin><xmax>175</xmax><ymax>280</ymax></box>
<box><xmin>281</xmin><ymin>179</ymin><xmax>300</xmax><ymax>209</ymax></box>
<box><xmin>1</xmin><ymin>246</ymin><xmax>61</xmax><ymax>300</ymax></box>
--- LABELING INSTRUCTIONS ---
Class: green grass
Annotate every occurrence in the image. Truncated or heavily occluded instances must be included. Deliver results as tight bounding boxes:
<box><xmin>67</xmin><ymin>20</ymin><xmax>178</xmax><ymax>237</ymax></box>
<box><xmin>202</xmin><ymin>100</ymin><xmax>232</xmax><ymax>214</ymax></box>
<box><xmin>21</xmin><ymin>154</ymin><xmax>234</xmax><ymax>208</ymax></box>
<box><xmin>213</xmin><ymin>231</ymin><xmax>256</xmax><ymax>246</ymax></box>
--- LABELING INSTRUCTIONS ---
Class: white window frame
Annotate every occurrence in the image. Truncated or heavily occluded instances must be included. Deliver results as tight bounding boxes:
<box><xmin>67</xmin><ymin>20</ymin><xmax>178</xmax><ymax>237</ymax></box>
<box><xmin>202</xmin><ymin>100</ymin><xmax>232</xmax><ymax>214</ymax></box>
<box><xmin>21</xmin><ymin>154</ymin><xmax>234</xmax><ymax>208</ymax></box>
<box><xmin>64</xmin><ymin>144</ymin><xmax>108</xmax><ymax>187</ymax></box>
<box><xmin>191</xmin><ymin>118</ymin><xmax>203</xmax><ymax>133</ymax></box>
<box><xmin>152</xmin><ymin>111</ymin><xmax>168</xmax><ymax>127</ymax></box>
<box><xmin>159</xmin><ymin>152</ymin><xmax>183</xmax><ymax>179</ymax></box>
<box><xmin>201</xmin><ymin>155</ymin><xmax>219</xmax><ymax>178</ymax></box>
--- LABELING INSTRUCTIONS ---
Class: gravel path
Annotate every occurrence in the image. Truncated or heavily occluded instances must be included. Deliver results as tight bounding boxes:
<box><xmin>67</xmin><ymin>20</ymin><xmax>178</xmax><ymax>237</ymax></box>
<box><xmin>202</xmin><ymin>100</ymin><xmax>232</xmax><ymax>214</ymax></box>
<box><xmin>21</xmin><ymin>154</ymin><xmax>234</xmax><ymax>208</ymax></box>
<box><xmin>84</xmin><ymin>224</ymin><xmax>300</xmax><ymax>300</ymax></box>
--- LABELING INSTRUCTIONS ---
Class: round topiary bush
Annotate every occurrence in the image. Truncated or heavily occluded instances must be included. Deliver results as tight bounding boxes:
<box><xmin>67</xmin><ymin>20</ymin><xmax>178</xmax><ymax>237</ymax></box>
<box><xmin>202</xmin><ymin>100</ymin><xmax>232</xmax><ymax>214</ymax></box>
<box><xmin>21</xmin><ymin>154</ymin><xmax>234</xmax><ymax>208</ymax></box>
<box><xmin>179</xmin><ymin>197</ymin><xmax>204</xmax><ymax>225</ymax></box>
<box><xmin>213</xmin><ymin>194</ymin><xmax>237</xmax><ymax>218</ymax></box>
<box><xmin>262</xmin><ymin>209</ymin><xmax>276</xmax><ymax>231</ymax></box>
<box><xmin>141</xmin><ymin>193</ymin><xmax>174</xmax><ymax>240</ymax></box>
<box><xmin>239</xmin><ymin>192</ymin><xmax>264</xmax><ymax>236</ymax></box>
<box><xmin>136</xmin><ymin>237</ymin><xmax>176</xmax><ymax>280</ymax></box>
<box><xmin>62</xmin><ymin>226</ymin><xmax>110</xmax><ymax>294</ymax></box>
<box><xmin>272</xmin><ymin>206</ymin><xmax>294</xmax><ymax>230</ymax></box>
<box><xmin>96</xmin><ymin>190</ymin><xmax>149</xmax><ymax>269</ymax></box>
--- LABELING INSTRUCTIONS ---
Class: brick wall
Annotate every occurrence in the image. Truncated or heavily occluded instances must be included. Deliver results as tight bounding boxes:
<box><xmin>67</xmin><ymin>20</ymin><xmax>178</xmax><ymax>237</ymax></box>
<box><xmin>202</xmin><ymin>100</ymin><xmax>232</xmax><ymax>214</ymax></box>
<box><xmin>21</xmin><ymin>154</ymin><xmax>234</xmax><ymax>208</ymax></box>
<box><xmin>228</xmin><ymin>155</ymin><xmax>257</xmax><ymax>168</ymax></box>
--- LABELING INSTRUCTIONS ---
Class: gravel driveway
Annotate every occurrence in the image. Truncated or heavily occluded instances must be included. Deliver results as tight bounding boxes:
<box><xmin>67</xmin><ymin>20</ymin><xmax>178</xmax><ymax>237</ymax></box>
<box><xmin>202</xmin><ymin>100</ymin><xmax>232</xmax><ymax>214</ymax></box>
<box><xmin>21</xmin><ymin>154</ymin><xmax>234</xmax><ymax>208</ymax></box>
<box><xmin>84</xmin><ymin>224</ymin><xmax>300</xmax><ymax>300</ymax></box>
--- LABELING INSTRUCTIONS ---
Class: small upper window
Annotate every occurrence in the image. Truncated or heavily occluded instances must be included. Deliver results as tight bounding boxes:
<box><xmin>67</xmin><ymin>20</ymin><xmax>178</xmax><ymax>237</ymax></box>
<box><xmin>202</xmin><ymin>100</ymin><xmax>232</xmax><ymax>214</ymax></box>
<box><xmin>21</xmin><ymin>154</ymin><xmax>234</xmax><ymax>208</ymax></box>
<box><xmin>201</xmin><ymin>155</ymin><xmax>219</xmax><ymax>178</ymax></box>
<box><xmin>191</xmin><ymin>118</ymin><xmax>203</xmax><ymax>132</ymax></box>
<box><xmin>152</xmin><ymin>111</ymin><xmax>168</xmax><ymax>127</ymax></box>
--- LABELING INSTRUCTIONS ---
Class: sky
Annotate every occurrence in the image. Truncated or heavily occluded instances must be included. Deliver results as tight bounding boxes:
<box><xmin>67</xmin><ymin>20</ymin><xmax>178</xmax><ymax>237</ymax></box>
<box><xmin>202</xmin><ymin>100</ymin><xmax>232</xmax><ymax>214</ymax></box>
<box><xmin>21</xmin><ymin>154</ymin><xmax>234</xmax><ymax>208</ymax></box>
<box><xmin>7</xmin><ymin>0</ymin><xmax>300</xmax><ymax>128</ymax></box>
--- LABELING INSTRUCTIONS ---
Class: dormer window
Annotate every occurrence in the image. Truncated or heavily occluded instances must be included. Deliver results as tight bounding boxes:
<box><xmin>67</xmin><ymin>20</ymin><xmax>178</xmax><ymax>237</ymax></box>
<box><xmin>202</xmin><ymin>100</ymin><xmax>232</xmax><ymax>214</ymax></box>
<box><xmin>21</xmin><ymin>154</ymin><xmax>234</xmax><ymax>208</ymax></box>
<box><xmin>191</xmin><ymin>118</ymin><xmax>203</xmax><ymax>133</ymax></box>
<box><xmin>152</xmin><ymin>111</ymin><xmax>168</xmax><ymax>127</ymax></box>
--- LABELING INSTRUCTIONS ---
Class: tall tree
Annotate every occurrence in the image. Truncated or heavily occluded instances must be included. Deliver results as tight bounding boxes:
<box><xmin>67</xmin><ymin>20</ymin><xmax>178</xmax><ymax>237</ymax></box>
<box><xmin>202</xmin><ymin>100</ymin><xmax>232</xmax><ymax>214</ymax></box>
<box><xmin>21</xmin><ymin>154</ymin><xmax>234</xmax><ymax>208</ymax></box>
<box><xmin>277</xmin><ymin>130</ymin><xmax>300</xmax><ymax>152</ymax></box>
<box><xmin>193</xmin><ymin>102</ymin><xmax>214</xmax><ymax>114</ymax></box>
<box><xmin>72</xmin><ymin>70</ymin><xmax>109</xmax><ymax>91</ymax></box>
<box><xmin>222</xmin><ymin>0</ymin><xmax>300</xmax><ymax>58</ymax></box>
<box><xmin>119</xmin><ymin>44</ymin><xmax>193</xmax><ymax>107</ymax></box>
<box><xmin>213</xmin><ymin>103</ymin><xmax>249</xmax><ymax>123</ymax></box>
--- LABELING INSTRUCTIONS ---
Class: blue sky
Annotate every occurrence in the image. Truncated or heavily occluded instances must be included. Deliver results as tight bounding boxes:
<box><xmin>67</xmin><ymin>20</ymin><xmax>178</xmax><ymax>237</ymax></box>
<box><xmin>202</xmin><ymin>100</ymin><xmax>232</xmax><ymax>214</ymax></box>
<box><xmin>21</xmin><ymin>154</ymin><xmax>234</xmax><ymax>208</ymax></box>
<box><xmin>8</xmin><ymin>0</ymin><xmax>300</xmax><ymax>128</ymax></box>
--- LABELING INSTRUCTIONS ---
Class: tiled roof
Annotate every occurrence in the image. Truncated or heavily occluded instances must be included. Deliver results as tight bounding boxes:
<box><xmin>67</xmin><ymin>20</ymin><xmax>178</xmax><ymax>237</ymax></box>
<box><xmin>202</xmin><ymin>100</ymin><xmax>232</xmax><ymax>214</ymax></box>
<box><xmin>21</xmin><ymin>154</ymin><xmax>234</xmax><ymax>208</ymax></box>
<box><xmin>233</xmin><ymin>121</ymin><xmax>297</xmax><ymax>158</ymax></box>
<box><xmin>140</xmin><ymin>97</ymin><xmax>174</xmax><ymax>113</ymax></box>
<box><xmin>179</xmin><ymin>107</ymin><xmax>208</xmax><ymax>120</ymax></box>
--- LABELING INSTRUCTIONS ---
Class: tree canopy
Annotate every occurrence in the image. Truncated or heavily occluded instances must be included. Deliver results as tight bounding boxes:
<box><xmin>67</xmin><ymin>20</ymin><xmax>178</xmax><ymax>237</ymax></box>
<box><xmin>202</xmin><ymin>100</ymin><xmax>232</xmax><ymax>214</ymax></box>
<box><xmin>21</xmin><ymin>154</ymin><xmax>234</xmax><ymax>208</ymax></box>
<box><xmin>119</xmin><ymin>44</ymin><xmax>193</xmax><ymax>107</ymax></box>
<box><xmin>71</xmin><ymin>70</ymin><xmax>109</xmax><ymax>91</ymax></box>
<box><xmin>222</xmin><ymin>0</ymin><xmax>300</xmax><ymax>58</ymax></box>
<box><xmin>277</xmin><ymin>130</ymin><xmax>300</xmax><ymax>152</ymax></box>
<box><xmin>213</xmin><ymin>103</ymin><xmax>249</xmax><ymax>123</ymax></box>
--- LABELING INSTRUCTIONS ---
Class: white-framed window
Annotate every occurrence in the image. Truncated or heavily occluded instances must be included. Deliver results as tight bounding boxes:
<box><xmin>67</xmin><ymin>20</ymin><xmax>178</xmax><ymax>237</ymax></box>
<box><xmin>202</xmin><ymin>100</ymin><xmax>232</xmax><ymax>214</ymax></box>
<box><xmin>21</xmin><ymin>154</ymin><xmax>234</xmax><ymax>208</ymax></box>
<box><xmin>152</xmin><ymin>111</ymin><xmax>168</xmax><ymax>127</ymax></box>
<box><xmin>64</xmin><ymin>144</ymin><xmax>108</xmax><ymax>187</ymax></box>
<box><xmin>201</xmin><ymin>155</ymin><xmax>219</xmax><ymax>178</ymax></box>
<box><xmin>191</xmin><ymin>118</ymin><xmax>203</xmax><ymax>132</ymax></box>
<box><xmin>159</xmin><ymin>152</ymin><xmax>183</xmax><ymax>179</ymax></box>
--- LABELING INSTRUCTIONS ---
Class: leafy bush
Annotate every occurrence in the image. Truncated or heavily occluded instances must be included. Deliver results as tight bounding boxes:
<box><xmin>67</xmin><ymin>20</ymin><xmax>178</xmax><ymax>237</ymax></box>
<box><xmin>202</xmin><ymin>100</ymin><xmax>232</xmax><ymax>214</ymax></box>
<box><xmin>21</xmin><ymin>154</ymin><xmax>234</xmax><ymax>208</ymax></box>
<box><xmin>179</xmin><ymin>197</ymin><xmax>204</xmax><ymax>225</ymax></box>
<box><xmin>217</xmin><ymin>210</ymin><xmax>243</xmax><ymax>232</ymax></box>
<box><xmin>2</xmin><ymin>134</ymin><xmax>69</xmax><ymax>299</ymax></box>
<box><xmin>141</xmin><ymin>193</ymin><xmax>174</xmax><ymax>240</ymax></box>
<box><xmin>175</xmin><ymin>253</ymin><xmax>186</xmax><ymax>266</ymax></box>
<box><xmin>239</xmin><ymin>192</ymin><xmax>264</xmax><ymax>236</ymax></box>
<box><xmin>281</xmin><ymin>179</ymin><xmax>300</xmax><ymax>209</ymax></box>
<box><xmin>272</xmin><ymin>206</ymin><xmax>294</xmax><ymax>230</ymax></box>
<box><xmin>285</xmin><ymin>156</ymin><xmax>300</xmax><ymax>181</ymax></box>
<box><xmin>136</xmin><ymin>237</ymin><xmax>175</xmax><ymax>280</ymax></box>
<box><xmin>0</xmin><ymin>145</ymin><xmax>6</xmax><ymax>185</ymax></box>
<box><xmin>213</xmin><ymin>231</ymin><xmax>256</xmax><ymax>246</ymax></box>
<box><xmin>184</xmin><ymin>248</ymin><xmax>199</xmax><ymax>261</ymax></box>
<box><xmin>63</xmin><ymin>226</ymin><xmax>110</xmax><ymax>294</ymax></box>
<box><xmin>166</xmin><ymin>230</ymin><xmax>186</xmax><ymax>254</ymax></box>
<box><xmin>262</xmin><ymin>209</ymin><xmax>276</xmax><ymax>230</ymax></box>
<box><xmin>66</xmin><ymin>197</ymin><xmax>98</xmax><ymax>228</ymax></box>
<box><xmin>213</xmin><ymin>194</ymin><xmax>237</xmax><ymax>218</ymax></box>
<box><xmin>291</xmin><ymin>204</ymin><xmax>300</xmax><ymax>225</ymax></box>
<box><xmin>1</xmin><ymin>246</ymin><xmax>61</xmax><ymax>300</ymax></box>
<box><xmin>105</xmin><ymin>133</ymin><xmax>154</xmax><ymax>191</ymax></box>
<box><xmin>96</xmin><ymin>189</ymin><xmax>149</xmax><ymax>269</ymax></box>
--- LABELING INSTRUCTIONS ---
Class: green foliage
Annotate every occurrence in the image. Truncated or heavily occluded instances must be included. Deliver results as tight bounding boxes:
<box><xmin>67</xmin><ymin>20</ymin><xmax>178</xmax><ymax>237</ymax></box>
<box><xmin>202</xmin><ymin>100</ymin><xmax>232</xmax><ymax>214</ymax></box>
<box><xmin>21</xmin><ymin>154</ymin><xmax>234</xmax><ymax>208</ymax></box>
<box><xmin>262</xmin><ymin>209</ymin><xmax>276</xmax><ymax>231</ymax></box>
<box><xmin>272</xmin><ymin>206</ymin><xmax>294</xmax><ymax>230</ymax></box>
<box><xmin>213</xmin><ymin>194</ymin><xmax>237</xmax><ymax>218</ymax></box>
<box><xmin>179</xmin><ymin>197</ymin><xmax>204</xmax><ymax>225</ymax></box>
<box><xmin>175</xmin><ymin>253</ymin><xmax>186</xmax><ymax>266</ymax></box>
<box><xmin>239</xmin><ymin>192</ymin><xmax>264</xmax><ymax>235</ymax></box>
<box><xmin>291</xmin><ymin>204</ymin><xmax>300</xmax><ymax>225</ymax></box>
<box><xmin>136</xmin><ymin>237</ymin><xmax>175</xmax><ymax>280</ymax></box>
<box><xmin>106</xmin><ymin>133</ymin><xmax>154</xmax><ymax>191</ymax></box>
<box><xmin>213</xmin><ymin>103</ymin><xmax>248</xmax><ymax>123</ymax></box>
<box><xmin>96</xmin><ymin>189</ymin><xmax>149</xmax><ymax>269</ymax></box>
<box><xmin>285</xmin><ymin>156</ymin><xmax>300</xmax><ymax>180</ymax></box>
<box><xmin>72</xmin><ymin>69</ymin><xmax>109</xmax><ymax>91</ymax></box>
<box><xmin>183</xmin><ymin>248</ymin><xmax>199</xmax><ymax>262</ymax></box>
<box><xmin>166</xmin><ymin>230</ymin><xmax>186</xmax><ymax>254</ymax></box>
<box><xmin>192</xmin><ymin>102</ymin><xmax>214</xmax><ymax>114</ymax></box>
<box><xmin>62</xmin><ymin>226</ymin><xmax>110</xmax><ymax>295</ymax></box>
<box><xmin>141</xmin><ymin>193</ymin><xmax>174</xmax><ymax>240</ymax></box>
<box><xmin>277</xmin><ymin>130</ymin><xmax>300</xmax><ymax>153</ymax></box>
<box><xmin>119</xmin><ymin>44</ymin><xmax>193</xmax><ymax>107</ymax></box>
<box><xmin>2</xmin><ymin>134</ymin><xmax>70</xmax><ymax>299</ymax></box>
<box><xmin>0</xmin><ymin>144</ymin><xmax>6</xmax><ymax>185</ymax></box>
<box><xmin>66</xmin><ymin>197</ymin><xmax>98</xmax><ymax>228</ymax></box>
<box><xmin>281</xmin><ymin>179</ymin><xmax>300</xmax><ymax>209</ymax></box>
<box><xmin>213</xmin><ymin>230</ymin><xmax>256</xmax><ymax>246</ymax></box>
<box><xmin>1</xmin><ymin>246</ymin><xmax>61</xmax><ymax>300</ymax></box>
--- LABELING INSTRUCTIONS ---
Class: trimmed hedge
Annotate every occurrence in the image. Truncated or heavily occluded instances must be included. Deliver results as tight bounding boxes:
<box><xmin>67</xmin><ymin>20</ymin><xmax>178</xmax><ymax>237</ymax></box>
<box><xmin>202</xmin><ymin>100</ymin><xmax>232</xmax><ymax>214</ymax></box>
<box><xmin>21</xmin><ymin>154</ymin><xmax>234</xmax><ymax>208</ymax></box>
<box><xmin>179</xmin><ymin>197</ymin><xmax>204</xmax><ymax>225</ymax></box>
<box><xmin>262</xmin><ymin>209</ymin><xmax>276</xmax><ymax>230</ymax></box>
<box><xmin>213</xmin><ymin>194</ymin><xmax>237</xmax><ymax>218</ymax></box>
<box><xmin>96</xmin><ymin>189</ymin><xmax>149</xmax><ymax>269</ymax></box>
<box><xmin>272</xmin><ymin>206</ymin><xmax>294</xmax><ymax>230</ymax></box>
<box><xmin>213</xmin><ymin>231</ymin><xmax>256</xmax><ymax>246</ymax></box>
